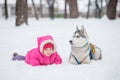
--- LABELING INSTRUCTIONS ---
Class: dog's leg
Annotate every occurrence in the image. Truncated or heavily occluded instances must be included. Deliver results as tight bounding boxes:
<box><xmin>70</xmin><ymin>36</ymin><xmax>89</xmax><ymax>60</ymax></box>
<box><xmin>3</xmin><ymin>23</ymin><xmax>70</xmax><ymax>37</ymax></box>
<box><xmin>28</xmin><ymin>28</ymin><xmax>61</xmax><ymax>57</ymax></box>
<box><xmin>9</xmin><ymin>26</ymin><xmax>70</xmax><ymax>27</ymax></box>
<box><xmin>69</xmin><ymin>53</ymin><xmax>77</xmax><ymax>65</ymax></box>
<box><xmin>82</xmin><ymin>56</ymin><xmax>91</xmax><ymax>64</ymax></box>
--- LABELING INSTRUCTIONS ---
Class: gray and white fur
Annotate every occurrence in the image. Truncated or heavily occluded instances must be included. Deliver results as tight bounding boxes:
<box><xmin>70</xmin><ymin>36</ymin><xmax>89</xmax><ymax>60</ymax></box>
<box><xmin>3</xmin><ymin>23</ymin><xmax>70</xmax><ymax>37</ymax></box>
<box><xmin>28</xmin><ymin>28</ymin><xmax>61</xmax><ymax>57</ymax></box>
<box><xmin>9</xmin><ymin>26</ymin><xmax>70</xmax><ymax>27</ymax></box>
<box><xmin>69</xmin><ymin>26</ymin><xmax>102</xmax><ymax>65</ymax></box>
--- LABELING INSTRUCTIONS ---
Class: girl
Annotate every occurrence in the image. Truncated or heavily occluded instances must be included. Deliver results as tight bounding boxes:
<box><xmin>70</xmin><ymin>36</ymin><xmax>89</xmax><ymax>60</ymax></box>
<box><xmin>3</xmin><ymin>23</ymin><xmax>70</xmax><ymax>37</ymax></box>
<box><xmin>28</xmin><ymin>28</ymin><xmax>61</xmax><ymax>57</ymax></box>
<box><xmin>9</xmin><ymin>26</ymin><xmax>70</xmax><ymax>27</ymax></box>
<box><xmin>12</xmin><ymin>35</ymin><xmax>62</xmax><ymax>66</ymax></box>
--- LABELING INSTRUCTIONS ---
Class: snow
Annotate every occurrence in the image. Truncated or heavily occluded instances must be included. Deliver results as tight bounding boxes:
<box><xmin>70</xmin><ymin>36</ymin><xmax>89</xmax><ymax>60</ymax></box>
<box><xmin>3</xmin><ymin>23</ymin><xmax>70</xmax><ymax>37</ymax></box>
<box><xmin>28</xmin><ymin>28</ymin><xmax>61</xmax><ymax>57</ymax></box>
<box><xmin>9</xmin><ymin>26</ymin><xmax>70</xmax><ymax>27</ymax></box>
<box><xmin>0</xmin><ymin>16</ymin><xmax>120</xmax><ymax>80</ymax></box>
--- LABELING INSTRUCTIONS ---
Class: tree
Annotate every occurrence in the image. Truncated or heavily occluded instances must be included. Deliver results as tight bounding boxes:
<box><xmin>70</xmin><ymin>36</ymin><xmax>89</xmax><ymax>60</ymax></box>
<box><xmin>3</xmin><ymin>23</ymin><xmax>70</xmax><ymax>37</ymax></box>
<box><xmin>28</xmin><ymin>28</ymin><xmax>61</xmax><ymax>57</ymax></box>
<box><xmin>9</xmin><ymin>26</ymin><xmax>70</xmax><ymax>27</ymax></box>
<box><xmin>95</xmin><ymin>0</ymin><xmax>101</xmax><ymax>18</ymax></box>
<box><xmin>4</xmin><ymin>0</ymin><xmax>8</xmax><ymax>19</ymax></box>
<box><xmin>64</xmin><ymin>0</ymin><xmax>67</xmax><ymax>18</ymax></box>
<box><xmin>16</xmin><ymin>0</ymin><xmax>28</xmax><ymax>26</ymax></box>
<box><xmin>107</xmin><ymin>0</ymin><xmax>118</xmax><ymax>19</ymax></box>
<box><xmin>32</xmin><ymin>0</ymin><xmax>39</xmax><ymax>20</ymax></box>
<box><xmin>40</xmin><ymin>0</ymin><xmax>43</xmax><ymax>17</ymax></box>
<box><xmin>47</xmin><ymin>0</ymin><xmax>55</xmax><ymax>19</ymax></box>
<box><xmin>67</xmin><ymin>0</ymin><xmax>79</xmax><ymax>18</ymax></box>
<box><xmin>86</xmin><ymin>0</ymin><xmax>91</xmax><ymax>18</ymax></box>
<box><xmin>87</xmin><ymin>0</ymin><xmax>103</xmax><ymax>18</ymax></box>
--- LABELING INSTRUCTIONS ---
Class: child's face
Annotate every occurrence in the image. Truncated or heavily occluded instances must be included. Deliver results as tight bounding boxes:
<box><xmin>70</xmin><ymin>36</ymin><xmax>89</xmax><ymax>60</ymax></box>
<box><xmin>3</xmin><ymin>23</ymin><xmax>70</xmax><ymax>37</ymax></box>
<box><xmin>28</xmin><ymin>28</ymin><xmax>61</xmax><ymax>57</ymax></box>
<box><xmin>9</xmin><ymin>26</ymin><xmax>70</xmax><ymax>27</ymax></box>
<box><xmin>43</xmin><ymin>48</ymin><xmax>54</xmax><ymax>56</ymax></box>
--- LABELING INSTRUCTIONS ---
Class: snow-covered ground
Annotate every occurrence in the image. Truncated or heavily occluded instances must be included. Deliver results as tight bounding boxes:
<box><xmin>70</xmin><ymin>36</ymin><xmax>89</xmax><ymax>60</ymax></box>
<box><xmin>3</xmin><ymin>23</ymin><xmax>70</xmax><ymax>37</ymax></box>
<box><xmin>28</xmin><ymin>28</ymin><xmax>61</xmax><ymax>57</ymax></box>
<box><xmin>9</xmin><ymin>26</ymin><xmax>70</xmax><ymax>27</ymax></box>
<box><xmin>0</xmin><ymin>17</ymin><xmax>120</xmax><ymax>80</ymax></box>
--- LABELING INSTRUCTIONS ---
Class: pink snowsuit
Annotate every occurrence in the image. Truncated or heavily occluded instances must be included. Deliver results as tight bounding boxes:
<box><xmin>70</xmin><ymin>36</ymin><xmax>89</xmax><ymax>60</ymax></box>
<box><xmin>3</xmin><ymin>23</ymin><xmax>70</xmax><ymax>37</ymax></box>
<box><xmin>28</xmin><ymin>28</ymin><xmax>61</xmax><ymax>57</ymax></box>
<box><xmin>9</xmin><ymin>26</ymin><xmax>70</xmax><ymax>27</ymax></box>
<box><xmin>25</xmin><ymin>35</ymin><xmax>62</xmax><ymax>66</ymax></box>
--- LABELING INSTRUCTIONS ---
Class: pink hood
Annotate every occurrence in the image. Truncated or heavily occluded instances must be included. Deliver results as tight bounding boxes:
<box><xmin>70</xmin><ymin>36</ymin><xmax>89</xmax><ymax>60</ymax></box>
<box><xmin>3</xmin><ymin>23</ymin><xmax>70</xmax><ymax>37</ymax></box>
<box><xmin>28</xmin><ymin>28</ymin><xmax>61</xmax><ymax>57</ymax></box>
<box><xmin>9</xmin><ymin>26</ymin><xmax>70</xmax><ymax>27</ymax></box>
<box><xmin>25</xmin><ymin>35</ymin><xmax>62</xmax><ymax>66</ymax></box>
<box><xmin>37</xmin><ymin>35</ymin><xmax>57</xmax><ymax>54</ymax></box>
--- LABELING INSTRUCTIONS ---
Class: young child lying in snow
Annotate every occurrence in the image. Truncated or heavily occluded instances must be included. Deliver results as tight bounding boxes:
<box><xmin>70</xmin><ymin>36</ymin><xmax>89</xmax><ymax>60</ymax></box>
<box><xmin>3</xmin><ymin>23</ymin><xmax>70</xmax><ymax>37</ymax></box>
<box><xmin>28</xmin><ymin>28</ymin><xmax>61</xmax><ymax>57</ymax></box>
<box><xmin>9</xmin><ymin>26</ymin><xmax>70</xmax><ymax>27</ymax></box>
<box><xmin>12</xmin><ymin>35</ymin><xmax>62</xmax><ymax>66</ymax></box>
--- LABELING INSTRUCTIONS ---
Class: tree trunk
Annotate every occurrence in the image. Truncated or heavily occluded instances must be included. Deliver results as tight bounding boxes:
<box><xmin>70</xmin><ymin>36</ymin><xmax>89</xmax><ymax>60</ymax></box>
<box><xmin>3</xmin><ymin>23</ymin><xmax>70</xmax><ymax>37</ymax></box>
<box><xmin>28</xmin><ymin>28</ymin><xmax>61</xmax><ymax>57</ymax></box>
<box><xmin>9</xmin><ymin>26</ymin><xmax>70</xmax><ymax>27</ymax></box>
<box><xmin>95</xmin><ymin>0</ymin><xmax>101</xmax><ymax>18</ymax></box>
<box><xmin>67</xmin><ymin>0</ymin><xmax>79</xmax><ymax>18</ymax></box>
<box><xmin>100</xmin><ymin>0</ymin><xmax>103</xmax><ymax>17</ymax></box>
<box><xmin>86</xmin><ymin>0</ymin><xmax>91</xmax><ymax>18</ymax></box>
<box><xmin>48</xmin><ymin>5</ymin><xmax>54</xmax><ymax>19</ymax></box>
<box><xmin>4</xmin><ymin>0</ymin><xmax>8</xmax><ymax>19</ymax></box>
<box><xmin>64</xmin><ymin>0</ymin><xmax>67</xmax><ymax>18</ymax></box>
<box><xmin>107</xmin><ymin>0</ymin><xmax>118</xmax><ymax>19</ymax></box>
<box><xmin>47</xmin><ymin>0</ymin><xmax>55</xmax><ymax>19</ymax></box>
<box><xmin>24</xmin><ymin>0</ymin><xmax>28</xmax><ymax>25</ymax></box>
<box><xmin>16</xmin><ymin>0</ymin><xmax>28</xmax><ymax>26</ymax></box>
<box><xmin>32</xmin><ymin>0</ymin><xmax>39</xmax><ymax>20</ymax></box>
<box><xmin>40</xmin><ymin>0</ymin><xmax>43</xmax><ymax>17</ymax></box>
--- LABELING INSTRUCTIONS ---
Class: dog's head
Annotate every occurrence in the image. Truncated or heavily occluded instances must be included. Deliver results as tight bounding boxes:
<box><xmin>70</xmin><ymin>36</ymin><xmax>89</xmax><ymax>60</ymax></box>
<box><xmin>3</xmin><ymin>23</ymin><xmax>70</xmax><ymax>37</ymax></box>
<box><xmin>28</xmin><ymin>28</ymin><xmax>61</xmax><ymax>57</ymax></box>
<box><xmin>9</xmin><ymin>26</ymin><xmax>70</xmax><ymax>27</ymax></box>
<box><xmin>69</xmin><ymin>25</ymin><xmax>89</xmax><ymax>47</ymax></box>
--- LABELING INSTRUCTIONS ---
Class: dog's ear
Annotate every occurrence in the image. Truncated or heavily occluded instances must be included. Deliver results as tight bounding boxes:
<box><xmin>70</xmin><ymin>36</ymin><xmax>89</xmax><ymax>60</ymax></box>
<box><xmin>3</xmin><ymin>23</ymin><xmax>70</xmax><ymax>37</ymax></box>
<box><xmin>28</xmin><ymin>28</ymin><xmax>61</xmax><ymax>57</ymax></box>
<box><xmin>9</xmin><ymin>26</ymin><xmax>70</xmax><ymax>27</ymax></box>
<box><xmin>81</xmin><ymin>25</ymin><xmax>89</xmax><ymax>39</ymax></box>
<box><xmin>81</xmin><ymin>25</ymin><xmax>85</xmax><ymax>32</ymax></box>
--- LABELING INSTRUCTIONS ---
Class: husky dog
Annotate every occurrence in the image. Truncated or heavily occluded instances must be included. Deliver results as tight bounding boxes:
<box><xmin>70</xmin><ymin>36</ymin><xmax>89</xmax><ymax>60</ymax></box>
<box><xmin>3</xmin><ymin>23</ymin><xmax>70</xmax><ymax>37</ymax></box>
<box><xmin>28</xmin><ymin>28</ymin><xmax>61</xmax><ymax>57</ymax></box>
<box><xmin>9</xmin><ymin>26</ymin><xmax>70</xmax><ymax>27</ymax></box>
<box><xmin>69</xmin><ymin>26</ymin><xmax>102</xmax><ymax>65</ymax></box>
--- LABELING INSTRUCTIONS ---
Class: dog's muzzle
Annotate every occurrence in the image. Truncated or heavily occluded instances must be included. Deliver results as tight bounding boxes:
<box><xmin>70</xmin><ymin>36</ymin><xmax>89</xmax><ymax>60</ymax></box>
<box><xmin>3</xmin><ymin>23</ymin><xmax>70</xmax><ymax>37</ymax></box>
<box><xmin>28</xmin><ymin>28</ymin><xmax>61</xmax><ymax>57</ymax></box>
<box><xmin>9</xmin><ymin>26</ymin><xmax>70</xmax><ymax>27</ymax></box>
<box><xmin>69</xmin><ymin>40</ymin><xmax>73</xmax><ymax>45</ymax></box>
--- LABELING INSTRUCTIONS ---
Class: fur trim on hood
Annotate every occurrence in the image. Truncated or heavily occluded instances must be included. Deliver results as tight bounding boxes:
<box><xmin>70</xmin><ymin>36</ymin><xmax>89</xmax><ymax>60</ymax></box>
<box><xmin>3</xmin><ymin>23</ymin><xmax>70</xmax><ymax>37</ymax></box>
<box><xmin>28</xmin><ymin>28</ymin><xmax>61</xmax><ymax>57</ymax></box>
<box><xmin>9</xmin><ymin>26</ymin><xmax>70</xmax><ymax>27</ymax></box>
<box><xmin>37</xmin><ymin>35</ymin><xmax>57</xmax><ymax>53</ymax></box>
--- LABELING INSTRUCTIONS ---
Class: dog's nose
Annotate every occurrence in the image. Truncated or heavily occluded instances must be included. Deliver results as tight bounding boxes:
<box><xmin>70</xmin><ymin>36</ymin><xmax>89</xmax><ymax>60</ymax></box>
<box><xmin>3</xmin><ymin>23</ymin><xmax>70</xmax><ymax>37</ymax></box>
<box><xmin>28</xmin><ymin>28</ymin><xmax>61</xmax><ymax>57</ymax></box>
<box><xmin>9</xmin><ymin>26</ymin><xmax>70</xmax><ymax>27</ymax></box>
<box><xmin>77</xmin><ymin>36</ymin><xmax>80</xmax><ymax>38</ymax></box>
<box><xmin>69</xmin><ymin>40</ymin><xmax>73</xmax><ymax>45</ymax></box>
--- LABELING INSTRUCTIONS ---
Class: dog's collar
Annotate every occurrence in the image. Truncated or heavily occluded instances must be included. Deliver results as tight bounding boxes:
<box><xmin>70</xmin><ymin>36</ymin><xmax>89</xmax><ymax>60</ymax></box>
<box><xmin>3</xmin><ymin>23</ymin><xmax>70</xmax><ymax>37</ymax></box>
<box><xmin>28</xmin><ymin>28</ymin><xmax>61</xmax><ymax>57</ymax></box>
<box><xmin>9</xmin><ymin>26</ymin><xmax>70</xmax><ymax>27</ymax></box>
<box><xmin>81</xmin><ymin>42</ymin><xmax>89</xmax><ymax>48</ymax></box>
